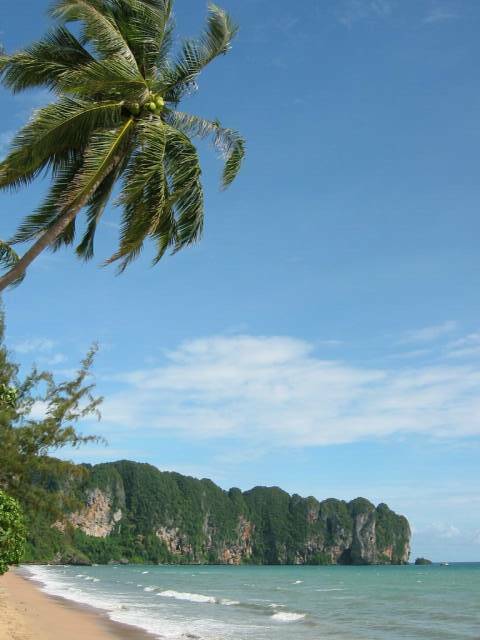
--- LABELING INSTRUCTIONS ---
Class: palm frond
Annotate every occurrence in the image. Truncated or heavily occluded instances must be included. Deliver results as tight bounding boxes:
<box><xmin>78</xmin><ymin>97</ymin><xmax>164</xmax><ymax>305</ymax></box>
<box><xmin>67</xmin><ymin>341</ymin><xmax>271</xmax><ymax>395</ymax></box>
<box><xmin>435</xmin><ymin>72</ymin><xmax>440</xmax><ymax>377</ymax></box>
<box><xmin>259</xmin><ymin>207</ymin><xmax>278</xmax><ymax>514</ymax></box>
<box><xmin>161</xmin><ymin>4</ymin><xmax>238</xmax><ymax>103</ymax></box>
<box><xmin>50</xmin><ymin>0</ymin><xmax>138</xmax><ymax>68</ymax></box>
<box><xmin>0</xmin><ymin>27</ymin><xmax>93</xmax><ymax>93</ymax></box>
<box><xmin>76</xmin><ymin>167</ymin><xmax>119</xmax><ymax>259</ymax></box>
<box><xmin>57</xmin><ymin>57</ymin><xmax>148</xmax><ymax>98</ymax></box>
<box><xmin>60</xmin><ymin>117</ymin><xmax>135</xmax><ymax>212</ymax></box>
<box><xmin>10</xmin><ymin>161</ymin><xmax>82</xmax><ymax>245</ymax></box>
<box><xmin>110</xmin><ymin>0</ymin><xmax>174</xmax><ymax>77</ymax></box>
<box><xmin>163</xmin><ymin>125</ymin><xmax>203</xmax><ymax>250</ymax></box>
<box><xmin>106</xmin><ymin>121</ymin><xmax>204</xmax><ymax>271</ymax></box>
<box><xmin>165</xmin><ymin>110</ymin><xmax>245</xmax><ymax>187</ymax></box>
<box><xmin>106</xmin><ymin>120</ymin><xmax>169</xmax><ymax>270</ymax></box>
<box><xmin>0</xmin><ymin>241</ymin><xmax>25</xmax><ymax>287</ymax></box>
<box><xmin>11</xmin><ymin>121</ymin><xmax>134</xmax><ymax>249</ymax></box>
<box><xmin>0</xmin><ymin>99</ymin><xmax>124</xmax><ymax>190</ymax></box>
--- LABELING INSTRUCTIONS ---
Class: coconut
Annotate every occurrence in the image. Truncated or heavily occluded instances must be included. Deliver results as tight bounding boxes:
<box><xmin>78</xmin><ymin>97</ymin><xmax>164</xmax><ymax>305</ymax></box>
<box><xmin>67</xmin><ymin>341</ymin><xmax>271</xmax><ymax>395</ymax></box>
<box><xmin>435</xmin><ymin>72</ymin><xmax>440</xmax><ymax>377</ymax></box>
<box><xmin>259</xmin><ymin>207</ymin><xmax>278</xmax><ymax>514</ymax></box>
<box><xmin>155</xmin><ymin>95</ymin><xmax>165</xmax><ymax>108</ymax></box>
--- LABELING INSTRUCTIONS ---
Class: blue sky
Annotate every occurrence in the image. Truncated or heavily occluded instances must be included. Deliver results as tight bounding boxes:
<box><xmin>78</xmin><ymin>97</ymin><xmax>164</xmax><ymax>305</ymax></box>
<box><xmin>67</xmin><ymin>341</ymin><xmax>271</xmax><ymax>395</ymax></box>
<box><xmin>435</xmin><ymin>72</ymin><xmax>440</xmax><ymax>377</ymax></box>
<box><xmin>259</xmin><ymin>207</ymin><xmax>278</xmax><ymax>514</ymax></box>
<box><xmin>1</xmin><ymin>0</ymin><xmax>480</xmax><ymax>561</ymax></box>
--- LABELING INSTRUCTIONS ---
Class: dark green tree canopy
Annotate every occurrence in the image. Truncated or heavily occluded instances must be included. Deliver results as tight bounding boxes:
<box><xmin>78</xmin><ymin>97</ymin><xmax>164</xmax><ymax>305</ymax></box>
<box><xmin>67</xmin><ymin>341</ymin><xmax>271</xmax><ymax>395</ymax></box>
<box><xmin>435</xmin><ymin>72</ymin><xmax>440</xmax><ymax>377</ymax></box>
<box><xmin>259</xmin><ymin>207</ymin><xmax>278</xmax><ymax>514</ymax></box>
<box><xmin>0</xmin><ymin>0</ymin><xmax>245</xmax><ymax>290</ymax></box>
<box><xmin>0</xmin><ymin>490</ymin><xmax>26</xmax><ymax>574</ymax></box>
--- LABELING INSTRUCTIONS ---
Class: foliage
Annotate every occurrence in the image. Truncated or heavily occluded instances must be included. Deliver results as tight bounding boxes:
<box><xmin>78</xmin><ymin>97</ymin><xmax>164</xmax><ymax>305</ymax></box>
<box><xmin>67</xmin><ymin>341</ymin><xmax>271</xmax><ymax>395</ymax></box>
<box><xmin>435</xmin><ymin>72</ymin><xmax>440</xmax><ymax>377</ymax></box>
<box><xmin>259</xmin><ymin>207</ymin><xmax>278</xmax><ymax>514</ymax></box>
<box><xmin>0</xmin><ymin>241</ymin><xmax>24</xmax><ymax>287</ymax></box>
<box><xmin>0</xmin><ymin>0</ymin><xmax>245</xmax><ymax>288</ymax></box>
<box><xmin>0</xmin><ymin>310</ymin><xmax>103</xmax><ymax>523</ymax></box>
<box><xmin>28</xmin><ymin>460</ymin><xmax>411</xmax><ymax>566</ymax></box>
<box><xmin>415</xmin><ymin>557</ymin><xmax>432</xmax><ymax>565</ymax></box>
<box><xmin>0</xmin><ymin>490</ymin><xmax>26</xmax><ymax>574</ymax></box>
<box><xmin>375</xmin><ymin>502</ymin><xmax>411</xmax><ymax>564</ymax></box>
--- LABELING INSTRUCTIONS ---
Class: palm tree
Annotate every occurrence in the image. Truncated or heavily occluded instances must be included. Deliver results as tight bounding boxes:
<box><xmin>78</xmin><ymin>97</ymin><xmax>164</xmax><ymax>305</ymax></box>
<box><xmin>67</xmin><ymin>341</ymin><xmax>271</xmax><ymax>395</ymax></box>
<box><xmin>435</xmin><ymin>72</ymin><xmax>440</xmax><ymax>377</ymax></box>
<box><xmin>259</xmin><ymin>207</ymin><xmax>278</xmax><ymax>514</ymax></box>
<box><xmin>0</xmin><ymin>0</ymin><xmax>244</xmax><ymax>290</ymax></box>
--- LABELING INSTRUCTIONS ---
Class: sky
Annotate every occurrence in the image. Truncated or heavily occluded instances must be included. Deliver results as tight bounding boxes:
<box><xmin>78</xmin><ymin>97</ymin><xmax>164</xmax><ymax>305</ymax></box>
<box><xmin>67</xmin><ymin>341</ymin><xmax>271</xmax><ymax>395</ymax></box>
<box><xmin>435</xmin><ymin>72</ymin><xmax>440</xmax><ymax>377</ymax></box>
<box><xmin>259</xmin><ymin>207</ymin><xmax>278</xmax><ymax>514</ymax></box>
<box><xmin>1</xmin><ymin>0</ymin><xmax>480</xmax><ymax>562</ymax></box>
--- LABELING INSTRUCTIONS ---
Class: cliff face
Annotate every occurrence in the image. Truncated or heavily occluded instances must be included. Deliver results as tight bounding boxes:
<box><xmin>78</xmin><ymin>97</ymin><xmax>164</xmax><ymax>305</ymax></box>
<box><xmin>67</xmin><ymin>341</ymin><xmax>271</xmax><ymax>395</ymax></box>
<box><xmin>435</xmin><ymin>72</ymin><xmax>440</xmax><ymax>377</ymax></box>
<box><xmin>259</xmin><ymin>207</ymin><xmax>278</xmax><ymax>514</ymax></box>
<box><xmin>47</xmin><ymin>461</ymin><xmax>410</xmax><ymax>566</ymax></box>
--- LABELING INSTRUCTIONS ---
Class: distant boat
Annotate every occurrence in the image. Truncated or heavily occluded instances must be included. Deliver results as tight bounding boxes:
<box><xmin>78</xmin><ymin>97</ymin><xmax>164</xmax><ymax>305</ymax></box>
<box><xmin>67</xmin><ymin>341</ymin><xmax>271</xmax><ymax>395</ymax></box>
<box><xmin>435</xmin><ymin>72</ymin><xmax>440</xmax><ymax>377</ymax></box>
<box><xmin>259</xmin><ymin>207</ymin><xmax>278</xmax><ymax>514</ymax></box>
<box><xmin>440</xmin><ymin>562</ymin><xmax>450</xmax><ymax>566</ymax></box>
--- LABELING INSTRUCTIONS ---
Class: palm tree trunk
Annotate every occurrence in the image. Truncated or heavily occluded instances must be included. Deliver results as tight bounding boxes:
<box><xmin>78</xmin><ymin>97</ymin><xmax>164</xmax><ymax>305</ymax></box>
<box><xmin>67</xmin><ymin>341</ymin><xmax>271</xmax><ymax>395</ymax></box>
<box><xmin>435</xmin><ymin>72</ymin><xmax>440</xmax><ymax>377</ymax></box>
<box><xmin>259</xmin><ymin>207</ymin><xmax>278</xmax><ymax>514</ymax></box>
<box><xmin>0</xmin><ymin>202</ymin><xmax>85</xmax><ymax>292</ymax></box>
<box><xmin>0</xmin><ymin>151</ymin><xmax>126</xmax><ymax>292</ymax></box>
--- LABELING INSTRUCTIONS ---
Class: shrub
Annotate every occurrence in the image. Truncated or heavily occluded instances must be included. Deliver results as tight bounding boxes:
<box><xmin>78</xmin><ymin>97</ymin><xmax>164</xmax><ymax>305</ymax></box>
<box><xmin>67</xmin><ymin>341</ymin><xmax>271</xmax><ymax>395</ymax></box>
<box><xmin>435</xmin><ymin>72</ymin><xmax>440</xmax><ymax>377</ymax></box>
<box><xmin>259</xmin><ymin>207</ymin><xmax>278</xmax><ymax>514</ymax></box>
<box><xmin>0</xmin><ymin>490</ymin><xmax>26</xmax><ymax>574</ymax></box>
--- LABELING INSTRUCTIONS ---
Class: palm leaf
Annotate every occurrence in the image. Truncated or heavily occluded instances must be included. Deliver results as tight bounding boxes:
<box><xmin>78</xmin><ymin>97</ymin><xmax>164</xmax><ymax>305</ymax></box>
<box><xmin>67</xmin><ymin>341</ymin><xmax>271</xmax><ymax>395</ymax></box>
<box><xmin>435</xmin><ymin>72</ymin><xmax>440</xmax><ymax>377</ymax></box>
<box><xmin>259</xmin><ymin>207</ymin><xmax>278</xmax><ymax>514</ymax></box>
<box><xmin>11</xmin><ymin>121</ymin><xmax>134</xmax><ymax>248</ymax></box>
<box><xmin>60</xmin><ymin>117</ymin><xmax>135</xmax><ymax>212</ymax></box>
<box><xmin>0</xmin><ymin>241</ymin><xmax>25</xmax><ymax>287</ymax></box>
<box><xmin>106</xmin><ymin>120</ymin><xmax>169</xmax><ymax>270</ymax></box>
<box><xmin>161</xmin><ymin>4</ymin><xmax>238</xmax><ymax>103</ymax></box>
<box><xmin>10</xmin><ymin>160</ymin><xmax>82</xmax><ymax>245</ymax></box>
<box><xmin>110</xmin><ymin>0</ymin><xmax>174</xmax><ymax>77</ymax></box>
<box><xmin>165</xmin><ymin>110</ymin><xmax>245</xmax><ymax>187</ymax></box>
<box><xmin>163</xmin><ymin>125</ymin><xmax>203</xmax><ymax>249</ymax></box>
<box><xmin>51</xmin><ymin>0</ymin><xmax>138</xmax><ymax>68</ymax></box>
<box><xmin>57</xmin><ymin>57</ymin><xmax>148</xmax><ymax>98</ymax></box>
<box><xmin>106</xmin><ymin>121</ymin><xmax>204</xmax><ymax>271</ymax></box>
<box><xmin>0</xmin><ymin>99</ymin><xmax>125</xmax><ymax>190</ymax></box>
<box><xmin>76</xmin><ymin>167</ymin><xmax>119</xmax><ymax>259</ymax></box>
<box><xmin>0</xmin><ymin>27</ymin><xmax>94</xmax><ymax>93</ymax></box>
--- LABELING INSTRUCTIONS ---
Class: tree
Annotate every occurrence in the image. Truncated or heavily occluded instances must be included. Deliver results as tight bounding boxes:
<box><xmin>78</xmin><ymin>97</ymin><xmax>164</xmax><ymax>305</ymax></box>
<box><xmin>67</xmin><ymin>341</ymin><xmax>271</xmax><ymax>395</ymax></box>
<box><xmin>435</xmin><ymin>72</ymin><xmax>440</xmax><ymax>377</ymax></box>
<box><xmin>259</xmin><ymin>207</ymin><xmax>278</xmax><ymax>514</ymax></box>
<box><xmin>0</xmin><ymin>491</ymin><xmax>26</xmax><ymax>574</ymax></box>
<box><xmin>0</xmin><ymin>0</ymin><xmax>245</xmax><ymax>290</ymax></box>
<box><xmin>0</xmin><ymin>311</ymin><xmax>103</xmax><ymax>518</ymax></box>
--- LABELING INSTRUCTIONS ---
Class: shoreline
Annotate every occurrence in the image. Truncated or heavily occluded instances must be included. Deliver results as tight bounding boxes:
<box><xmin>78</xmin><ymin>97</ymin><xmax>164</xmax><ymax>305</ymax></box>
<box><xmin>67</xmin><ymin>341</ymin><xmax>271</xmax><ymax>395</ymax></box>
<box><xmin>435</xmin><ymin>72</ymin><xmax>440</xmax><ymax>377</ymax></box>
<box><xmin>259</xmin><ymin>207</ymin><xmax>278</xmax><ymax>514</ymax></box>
<box><xmin>0</xmin><ymin>569</ymin><xmax>156</xmax><ymax>640</ymax></box>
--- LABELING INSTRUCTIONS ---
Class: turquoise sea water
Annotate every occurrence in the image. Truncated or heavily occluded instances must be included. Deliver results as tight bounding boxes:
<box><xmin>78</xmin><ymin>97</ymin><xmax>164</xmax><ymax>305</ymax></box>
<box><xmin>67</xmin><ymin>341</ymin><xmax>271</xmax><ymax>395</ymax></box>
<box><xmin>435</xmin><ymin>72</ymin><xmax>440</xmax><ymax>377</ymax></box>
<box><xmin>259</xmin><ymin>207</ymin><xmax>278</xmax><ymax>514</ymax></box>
<box><xmin>26</xmin><ymin>563</ymin><xmax>479</xmax><ymax>639</ymax></box>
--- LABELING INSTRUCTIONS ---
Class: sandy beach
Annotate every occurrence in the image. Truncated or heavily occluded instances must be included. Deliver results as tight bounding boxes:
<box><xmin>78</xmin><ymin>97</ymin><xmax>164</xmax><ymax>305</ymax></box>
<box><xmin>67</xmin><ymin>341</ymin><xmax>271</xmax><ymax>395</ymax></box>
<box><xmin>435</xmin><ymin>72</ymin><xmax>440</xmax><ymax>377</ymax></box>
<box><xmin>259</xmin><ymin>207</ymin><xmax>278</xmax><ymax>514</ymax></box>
<box><xmin>0</xmin><ymin>570</ymin><xmax>152</xmax><ymax>640</ymax></box>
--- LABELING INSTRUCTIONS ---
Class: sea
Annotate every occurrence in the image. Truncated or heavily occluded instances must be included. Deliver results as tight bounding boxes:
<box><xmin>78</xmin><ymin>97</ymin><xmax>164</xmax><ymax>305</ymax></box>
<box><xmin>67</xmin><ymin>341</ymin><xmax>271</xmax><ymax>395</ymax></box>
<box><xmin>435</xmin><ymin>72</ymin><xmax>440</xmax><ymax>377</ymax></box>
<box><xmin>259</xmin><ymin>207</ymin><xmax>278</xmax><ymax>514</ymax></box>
<box><xmin>25</xmin><ymin>563</ymin><xmax>479</xmax><ymax>640</ymax></box>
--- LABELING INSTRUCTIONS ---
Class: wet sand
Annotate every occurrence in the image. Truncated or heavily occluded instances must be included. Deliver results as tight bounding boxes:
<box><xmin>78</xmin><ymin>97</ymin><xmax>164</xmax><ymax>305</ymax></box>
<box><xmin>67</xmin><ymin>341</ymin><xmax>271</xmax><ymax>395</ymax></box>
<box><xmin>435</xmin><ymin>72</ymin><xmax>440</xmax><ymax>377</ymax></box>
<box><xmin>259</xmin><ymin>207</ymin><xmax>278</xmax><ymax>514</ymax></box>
<box><xmin>0</xmin><ymin>570</ymin><xmax>155</xmax><ymax>640</ymax></box>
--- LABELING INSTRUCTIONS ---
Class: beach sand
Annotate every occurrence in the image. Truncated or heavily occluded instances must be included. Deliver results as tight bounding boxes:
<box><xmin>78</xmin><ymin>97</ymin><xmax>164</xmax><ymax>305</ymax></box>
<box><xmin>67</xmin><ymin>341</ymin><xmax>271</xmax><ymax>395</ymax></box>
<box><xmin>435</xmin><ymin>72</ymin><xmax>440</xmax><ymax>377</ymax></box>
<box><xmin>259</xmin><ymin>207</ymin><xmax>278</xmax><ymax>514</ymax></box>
<box><xmin>0</xmin><ymin>570</ymin><xmax>153</xmax><ymax>640</ymax></box>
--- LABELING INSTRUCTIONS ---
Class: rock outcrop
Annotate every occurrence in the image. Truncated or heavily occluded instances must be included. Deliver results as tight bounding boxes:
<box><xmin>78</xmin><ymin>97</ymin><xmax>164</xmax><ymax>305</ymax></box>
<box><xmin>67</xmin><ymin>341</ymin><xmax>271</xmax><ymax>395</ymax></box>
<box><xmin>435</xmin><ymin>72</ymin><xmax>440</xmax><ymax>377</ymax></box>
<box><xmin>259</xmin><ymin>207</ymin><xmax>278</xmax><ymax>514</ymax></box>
<box><xmin>42</xmin><ymin>461</ymin><xmax>411</xmax><ymax>566</ymax></box>
<box><xmin>69</xmin><ymin>488</ymin><xmax>123</xmax><ymax>538</ymax></box>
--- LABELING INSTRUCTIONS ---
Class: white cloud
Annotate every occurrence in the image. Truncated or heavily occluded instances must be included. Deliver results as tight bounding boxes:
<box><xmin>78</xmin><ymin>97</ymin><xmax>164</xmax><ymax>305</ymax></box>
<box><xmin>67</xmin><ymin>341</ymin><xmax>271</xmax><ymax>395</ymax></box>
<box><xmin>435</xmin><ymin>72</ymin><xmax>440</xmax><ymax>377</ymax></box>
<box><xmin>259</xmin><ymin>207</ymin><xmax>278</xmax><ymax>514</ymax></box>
<box><xmin>13</xmin><ymin>337</ymin><xmax>55</xmax><ymax>354</ymax></box>
<box><xmin>401</xmin><ymin>321</ymin><xmax>457</xmax><ymax>344</ymax></box>
<box><xmin>423</xmin><ymin>2</ymin><xmax>458</xmax><ymax>24</ymax></box>
<box><xmin>447</xmin><ymin>332</ymin><xmax>480</xmax><ymax>359</ymax></box>
<box><xmin>99</xmin><ymin>334</ymin><xmax>480</xmax><ymax>448</ymax></box>
<box><xmin>389</xmin><ymin>348</ymin><xmax>432</xmax><ymax>360</ymax></box>
<box><xmin>29</xmin><ymin>400</ymin><xmax>49</xmax><ymax>420</ymax></box>
<box><xmin>41</xmin><ymin>353</ymin><xmax>67</xmax><ymax>366</ymax></box>
<box><xmin>337</xmin><ymin>0</ymin><xmax>394</xmax><ymax>27</ymax></box>
<box><xmin>429</xmin><ymin>524</ymin><xmax>461</xmax><ymax>539</ymax></box>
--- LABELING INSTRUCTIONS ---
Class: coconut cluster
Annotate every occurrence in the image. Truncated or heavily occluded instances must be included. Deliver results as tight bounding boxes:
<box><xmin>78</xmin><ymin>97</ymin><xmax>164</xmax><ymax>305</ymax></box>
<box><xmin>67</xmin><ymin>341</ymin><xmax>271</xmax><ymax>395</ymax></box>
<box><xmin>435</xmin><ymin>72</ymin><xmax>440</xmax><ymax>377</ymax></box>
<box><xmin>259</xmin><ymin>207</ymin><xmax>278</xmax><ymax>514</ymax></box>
<box><xmin>126</xmin><ymin>94</ymin><xmax>165</xmax><ymax>116</ymax></box>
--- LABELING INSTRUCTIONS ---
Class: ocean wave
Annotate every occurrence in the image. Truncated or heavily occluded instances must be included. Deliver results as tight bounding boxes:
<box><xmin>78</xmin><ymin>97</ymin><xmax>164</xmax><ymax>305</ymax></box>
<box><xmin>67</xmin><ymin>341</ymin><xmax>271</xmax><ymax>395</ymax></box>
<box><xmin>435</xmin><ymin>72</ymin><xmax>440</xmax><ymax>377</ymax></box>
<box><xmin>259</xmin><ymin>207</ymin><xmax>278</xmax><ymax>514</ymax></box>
<box><xmin>143</xmin><ymin>586</ymin><xmax>157</xmax><ymax>592</ymax></box>
<box><xmin>219</xmin><ymin>598</ymin><xmax>240</xmax><ymax>606</ymax></box>
<box><xmin>158</xmin><ymin>590</ymin><xmax>217</xmax><ymax>604</ymax></box>
<box><xmin>109</xmin><ymin>607</ymin><xmax>236</xmax><ymax>640</ymax></box>
<box><xmin>271</xmin><ymin>611</ymin><xmax>306</xmax><ymax>622</ymax></box>
<box><xmin>315</xmin><ymin>588</ymin><xmax>345</xmax><ymax>592</ymax></box>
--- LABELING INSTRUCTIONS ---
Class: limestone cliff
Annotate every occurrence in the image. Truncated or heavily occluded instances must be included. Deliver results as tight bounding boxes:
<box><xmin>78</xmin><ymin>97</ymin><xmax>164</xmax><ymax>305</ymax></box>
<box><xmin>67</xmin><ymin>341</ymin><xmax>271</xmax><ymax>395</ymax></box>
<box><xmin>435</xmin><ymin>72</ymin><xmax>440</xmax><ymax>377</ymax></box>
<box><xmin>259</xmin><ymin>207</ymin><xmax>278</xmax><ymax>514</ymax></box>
<box><xmin>44</xmin><ymin>461</ymin><xmax>410</xmax><ymax>566</ymax></box>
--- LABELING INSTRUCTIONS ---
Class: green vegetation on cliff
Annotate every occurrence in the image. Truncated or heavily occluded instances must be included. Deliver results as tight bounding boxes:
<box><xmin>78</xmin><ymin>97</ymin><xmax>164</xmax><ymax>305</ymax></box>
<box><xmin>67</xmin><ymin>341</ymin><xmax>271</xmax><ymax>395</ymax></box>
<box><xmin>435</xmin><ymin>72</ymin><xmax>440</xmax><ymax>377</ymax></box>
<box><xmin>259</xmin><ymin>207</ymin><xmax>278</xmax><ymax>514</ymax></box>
<box><xmin>19</xmin><ymin>460</ymin><xmax>410</xmax><ymax>567</ymax></box>
<box><xmin>415</xmin><ymin>557</ymin><xmax>433</xmax><ymax>565</ymax></box>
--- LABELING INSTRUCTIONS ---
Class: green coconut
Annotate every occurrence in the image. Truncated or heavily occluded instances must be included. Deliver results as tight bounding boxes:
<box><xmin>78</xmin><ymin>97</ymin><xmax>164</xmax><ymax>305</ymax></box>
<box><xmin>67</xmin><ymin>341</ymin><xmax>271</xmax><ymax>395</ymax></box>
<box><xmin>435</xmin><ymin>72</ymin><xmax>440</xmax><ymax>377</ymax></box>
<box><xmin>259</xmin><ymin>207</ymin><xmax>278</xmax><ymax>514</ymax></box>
<box><xmin>147</xmin><ymin>101</ymin><xmax>157</xmax><ymax>112</ymax></box>
<box><xmin>155</xmin><ymin>95</ymin><xmax>165</xmax><ymax>108</ymax></box>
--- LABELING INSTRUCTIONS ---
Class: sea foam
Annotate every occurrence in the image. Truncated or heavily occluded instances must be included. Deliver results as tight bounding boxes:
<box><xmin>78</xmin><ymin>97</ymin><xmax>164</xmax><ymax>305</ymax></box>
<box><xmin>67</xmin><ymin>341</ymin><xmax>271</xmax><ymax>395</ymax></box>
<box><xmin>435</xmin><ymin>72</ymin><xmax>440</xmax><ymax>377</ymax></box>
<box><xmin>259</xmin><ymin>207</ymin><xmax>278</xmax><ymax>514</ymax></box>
<box><xmin>158</xmin><ymin>589</ymin><xmax>217</xmax><ymax>604</ymax></box>
<box><xmin>271</xmin><ymin>611</ymin><xmax>306</xmax><ymax>622</ymax></box>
